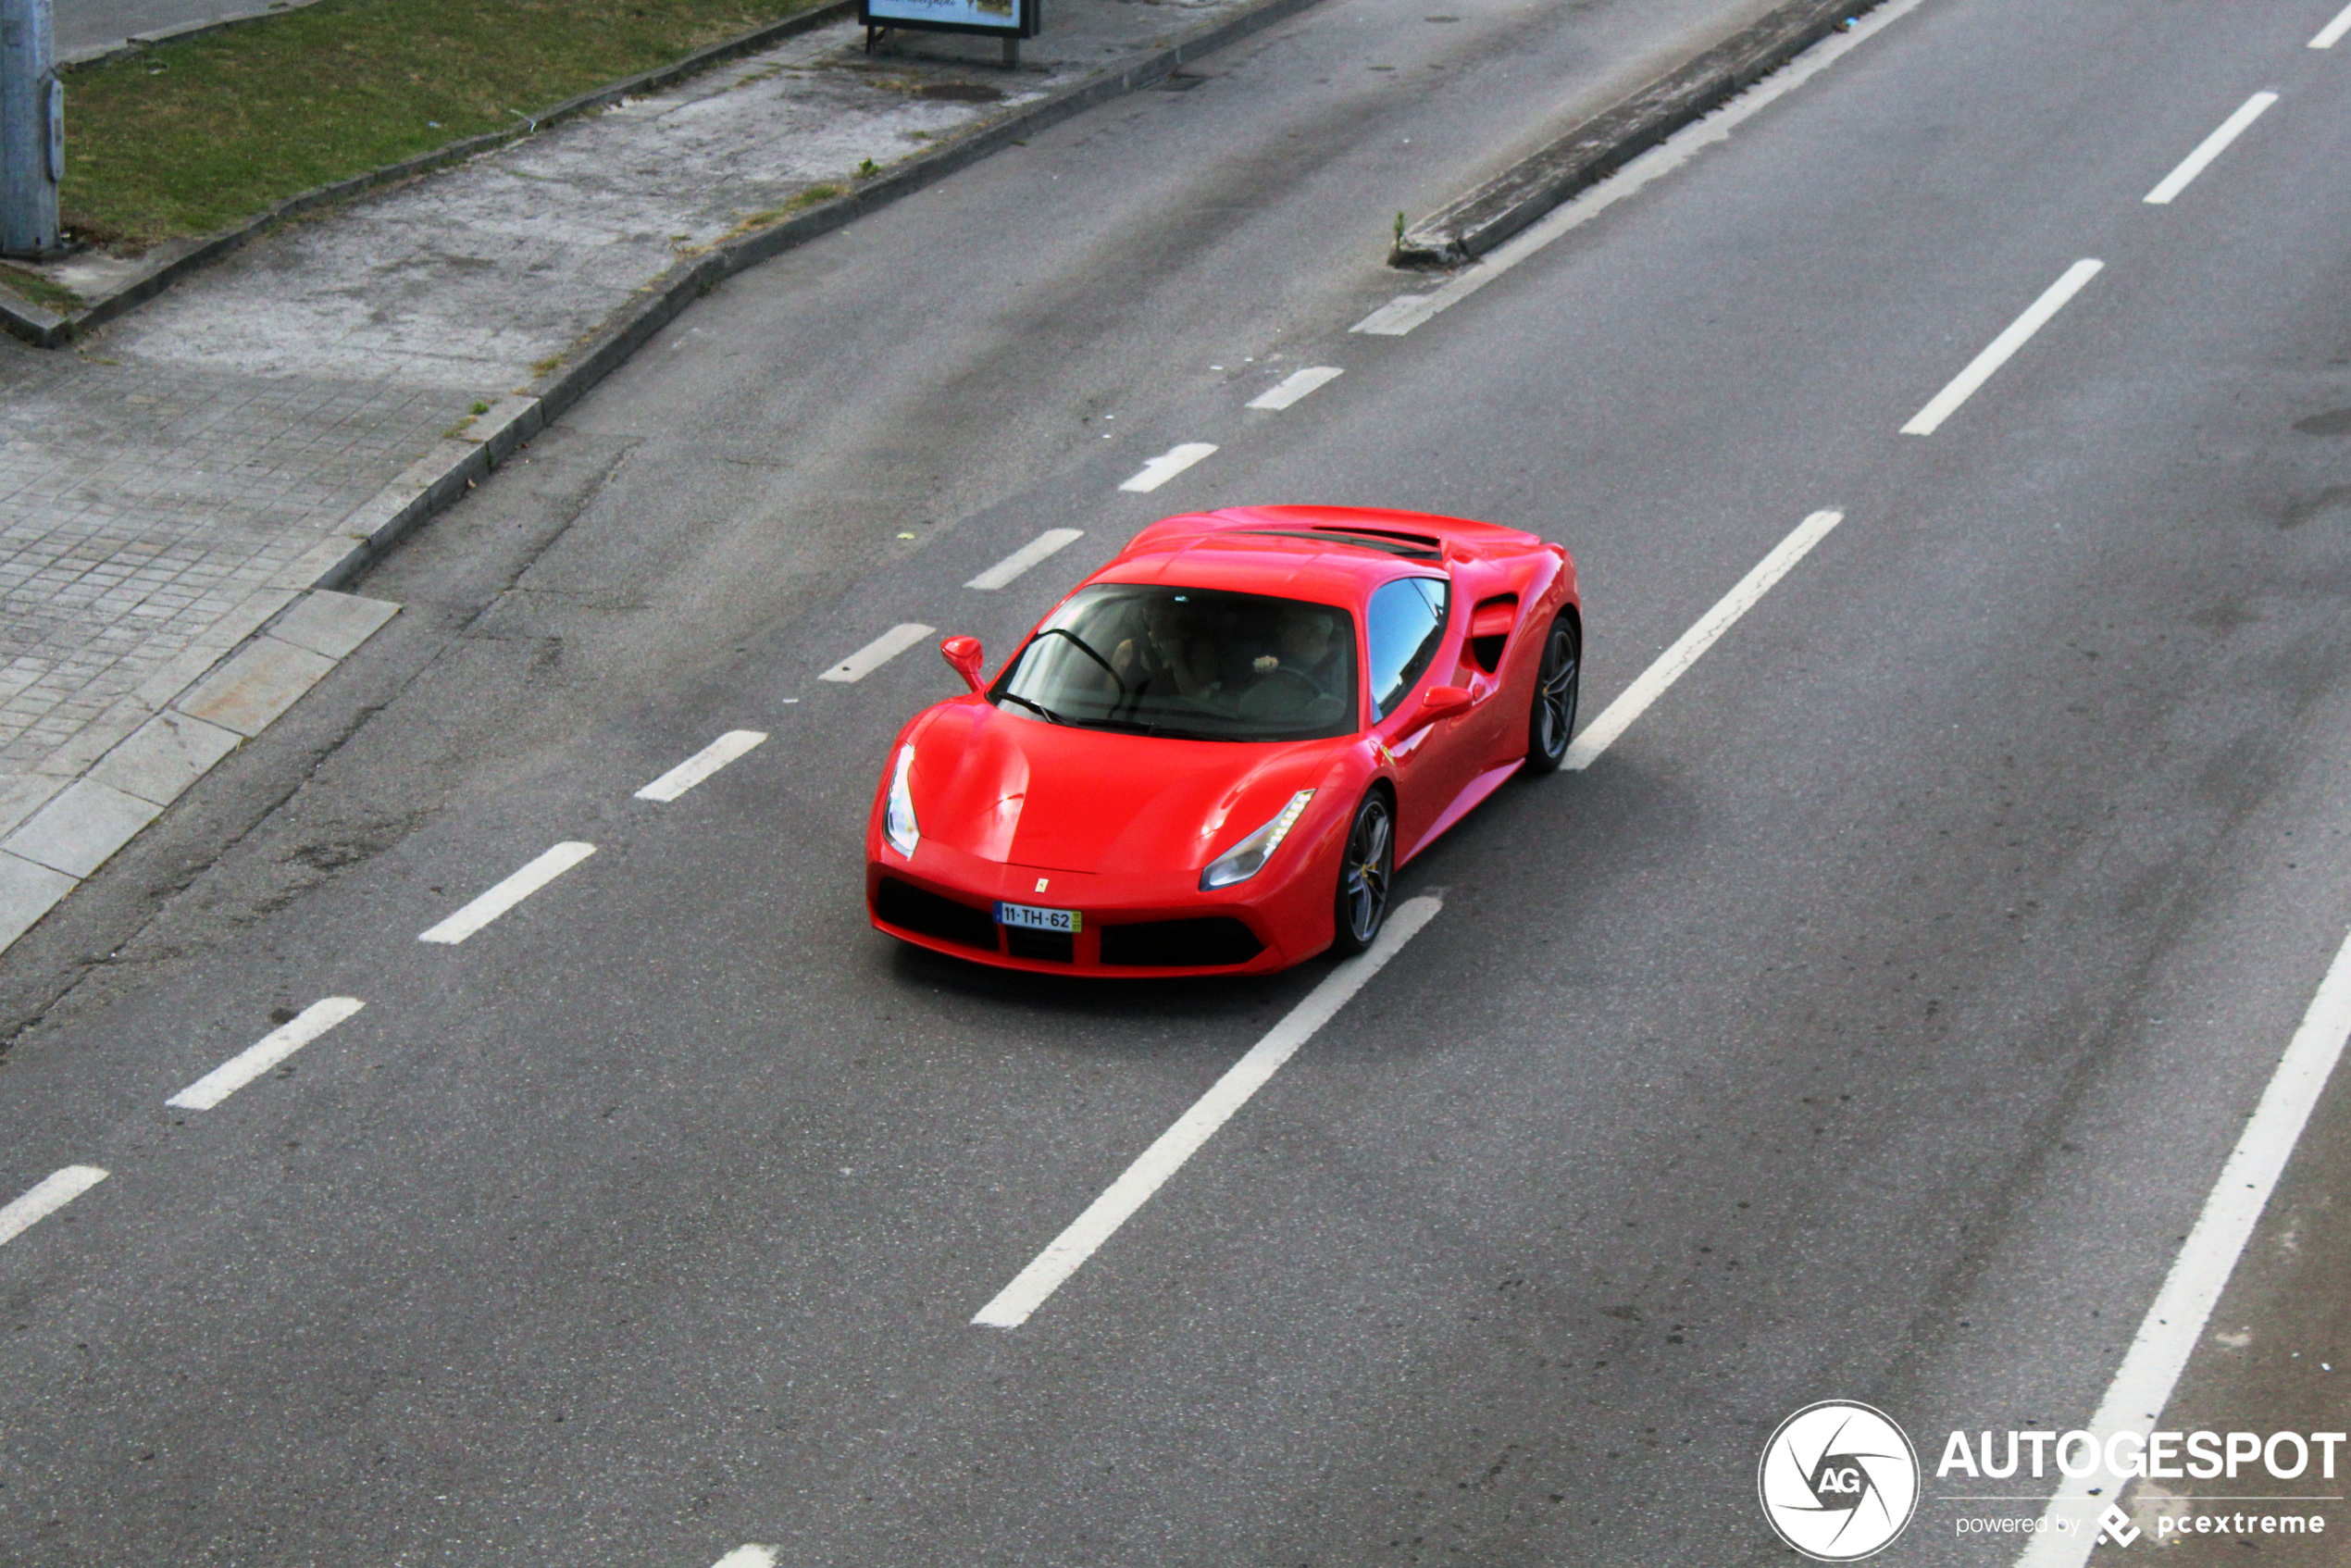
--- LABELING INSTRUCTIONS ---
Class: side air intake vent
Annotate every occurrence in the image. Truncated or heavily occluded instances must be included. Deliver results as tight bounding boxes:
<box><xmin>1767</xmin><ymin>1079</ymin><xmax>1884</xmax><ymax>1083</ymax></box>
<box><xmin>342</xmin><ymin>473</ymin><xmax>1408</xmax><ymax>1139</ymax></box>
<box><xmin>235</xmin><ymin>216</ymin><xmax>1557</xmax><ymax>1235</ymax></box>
<box><xmin>1469</xmin><ymin>594</ymin><xmax>1518</xmax><ymax>672</ymax></box>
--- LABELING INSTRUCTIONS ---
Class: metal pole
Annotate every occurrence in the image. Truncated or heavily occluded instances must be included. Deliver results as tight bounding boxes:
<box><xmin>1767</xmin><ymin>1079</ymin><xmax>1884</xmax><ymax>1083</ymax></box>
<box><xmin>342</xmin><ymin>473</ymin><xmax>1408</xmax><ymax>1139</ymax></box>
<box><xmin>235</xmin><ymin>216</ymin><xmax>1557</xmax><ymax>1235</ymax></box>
<box><xmin>1</xmin><ymin>0</ymin><xmax>61</xmax><ymax>257</ymax></box>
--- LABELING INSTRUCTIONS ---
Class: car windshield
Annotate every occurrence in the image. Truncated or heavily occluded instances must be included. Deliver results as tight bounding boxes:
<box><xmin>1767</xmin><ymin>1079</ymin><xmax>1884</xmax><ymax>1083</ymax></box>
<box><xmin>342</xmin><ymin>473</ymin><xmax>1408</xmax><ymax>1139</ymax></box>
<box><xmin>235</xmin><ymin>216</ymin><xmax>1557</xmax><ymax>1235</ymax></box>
<box><xmin>993</xmin><ymin>585</ymin><xmax>1359</xmax><ymax>741</ymax></box>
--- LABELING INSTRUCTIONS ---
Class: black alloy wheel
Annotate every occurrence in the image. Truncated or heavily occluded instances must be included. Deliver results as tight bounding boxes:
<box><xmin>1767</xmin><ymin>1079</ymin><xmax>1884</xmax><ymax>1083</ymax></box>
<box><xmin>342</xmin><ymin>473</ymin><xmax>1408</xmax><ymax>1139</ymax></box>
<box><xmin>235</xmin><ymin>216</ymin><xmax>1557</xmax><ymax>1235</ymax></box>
<box><xmin>1524</xmin><ymin>612</ymin><xmax>1581</xmax><ymax>774</ymax></box>
<box><xmin>1332</xmin><ymin>790</ymin><xmax>1395</xmax><ymax>955</ymax></box>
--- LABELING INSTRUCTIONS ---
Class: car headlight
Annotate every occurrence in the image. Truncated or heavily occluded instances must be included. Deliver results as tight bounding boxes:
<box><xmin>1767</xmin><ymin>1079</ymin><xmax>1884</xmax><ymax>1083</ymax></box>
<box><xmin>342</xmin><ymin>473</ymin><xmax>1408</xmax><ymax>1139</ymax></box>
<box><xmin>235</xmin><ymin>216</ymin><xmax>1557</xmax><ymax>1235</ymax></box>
<box><xmin>1200</xmin><ymin>790</ymin><xmax>1314</xmax><ymax>890</ymax></box>
<box><xmin>883</xmin><ymin>743</ymin><xmax>920</xmax><ymax>858</ymax></box>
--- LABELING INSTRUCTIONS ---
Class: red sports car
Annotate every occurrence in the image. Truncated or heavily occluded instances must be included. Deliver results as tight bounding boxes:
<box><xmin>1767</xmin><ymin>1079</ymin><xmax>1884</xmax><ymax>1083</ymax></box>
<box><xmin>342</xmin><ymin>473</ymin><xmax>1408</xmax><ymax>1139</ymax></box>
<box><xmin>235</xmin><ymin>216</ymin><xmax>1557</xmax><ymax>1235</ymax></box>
<box><xmin>865</xmin><ymin>505</ymin><xmax>1581</xmax><ymax>974</ymax></box>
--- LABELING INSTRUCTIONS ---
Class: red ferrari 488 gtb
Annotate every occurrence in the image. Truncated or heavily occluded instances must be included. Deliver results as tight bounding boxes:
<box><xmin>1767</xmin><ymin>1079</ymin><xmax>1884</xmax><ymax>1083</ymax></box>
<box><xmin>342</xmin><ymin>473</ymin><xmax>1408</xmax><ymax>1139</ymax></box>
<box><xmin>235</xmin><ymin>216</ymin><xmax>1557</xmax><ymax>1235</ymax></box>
<box><xmin>865</xmin><ymin>505</ymin><xmax>1580</xmax><ymax>975</ymax></box>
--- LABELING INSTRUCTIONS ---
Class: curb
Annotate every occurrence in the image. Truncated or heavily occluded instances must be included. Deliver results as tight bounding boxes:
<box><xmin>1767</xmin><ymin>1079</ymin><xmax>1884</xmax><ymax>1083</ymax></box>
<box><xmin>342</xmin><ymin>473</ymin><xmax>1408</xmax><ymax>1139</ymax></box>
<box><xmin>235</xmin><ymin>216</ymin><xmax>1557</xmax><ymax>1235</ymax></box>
<box><xmin>0</xmin><ymin>0</ymin><xmax>860</xmax><ymax>349</ymax></box>
<box><xmin>0</xmin><ymin>0</ymin><xmax>1332</xmax><ymax>958</ymax></box>
<box><xmin>1389</xmin><ymin>0</ymin><xmax>1885</xmax><ymax>268</ymax></box>
<box><xmin>57</xmin><ymin>0</ymin><xmax>339</xmax><ymax>70</ymax></box>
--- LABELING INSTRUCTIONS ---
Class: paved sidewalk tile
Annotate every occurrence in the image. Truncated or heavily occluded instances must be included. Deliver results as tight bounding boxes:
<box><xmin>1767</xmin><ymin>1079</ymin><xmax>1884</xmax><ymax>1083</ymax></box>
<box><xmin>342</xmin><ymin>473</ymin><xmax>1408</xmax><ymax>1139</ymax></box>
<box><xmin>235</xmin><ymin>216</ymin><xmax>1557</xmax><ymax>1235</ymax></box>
<box><xmin>2</xmin><ymin>778</ymin><xmax>165</xmax><ymax>878</ymax></box>
<box><xmin>174</xmin><ymin>636</ymin><xmax>339</xmax><ymax>738</ymax></box>
<box><xmin>0</xmin><ymin>351</ymin><xmax>466</xmax><ymax>771</ymax></box>
<box><xmin>0</xmin><ymin>773</ymin><xmax>66</xmax><ymax>840</ymax></box>
<box><xmin>0</xmin><ymin>850</ymin><xmax>77</xmax><ymax>950</ymax></box>
<box><xmin>267</xmin><ymin>591</ymin><xmax>401</xmax><ymax>660</ymax></box>
<box><xmin>89</xmin><ymin>710</ymin><xmax>243</xmax><ymax>806</ymax></box>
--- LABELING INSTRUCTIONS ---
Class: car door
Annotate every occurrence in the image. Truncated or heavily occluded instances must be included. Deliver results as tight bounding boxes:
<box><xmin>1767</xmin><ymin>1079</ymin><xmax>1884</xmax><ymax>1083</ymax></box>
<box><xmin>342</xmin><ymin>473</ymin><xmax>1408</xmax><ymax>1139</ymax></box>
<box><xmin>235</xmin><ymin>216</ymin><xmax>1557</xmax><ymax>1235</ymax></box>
<box><xmin>1364</xmin><ymin>573</ymin><xmax>1474</xmax><ymax>856</ymax></box>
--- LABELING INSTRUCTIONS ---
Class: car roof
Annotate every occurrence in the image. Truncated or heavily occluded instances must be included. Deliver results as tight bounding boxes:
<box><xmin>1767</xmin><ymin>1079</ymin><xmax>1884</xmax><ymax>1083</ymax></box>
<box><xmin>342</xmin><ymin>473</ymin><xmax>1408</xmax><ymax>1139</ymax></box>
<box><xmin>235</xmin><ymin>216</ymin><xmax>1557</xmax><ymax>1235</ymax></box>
<box><xmin>1091</xmin><ymin>505</ymin><xmax>1545</xmax><ymax>605</ymax></box>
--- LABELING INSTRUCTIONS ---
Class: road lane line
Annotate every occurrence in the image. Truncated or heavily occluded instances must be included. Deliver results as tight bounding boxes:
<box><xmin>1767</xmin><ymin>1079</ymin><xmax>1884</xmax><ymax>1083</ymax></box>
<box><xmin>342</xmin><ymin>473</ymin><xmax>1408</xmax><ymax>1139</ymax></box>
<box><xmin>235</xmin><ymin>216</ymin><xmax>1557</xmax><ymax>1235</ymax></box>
<box><xmin>974</xmin><ymin>895</ymin><xmax>1443</xmax><ymax>1328</ymax></box>
<box><xmin>2013</xmin><ymin>925</ymin><xmax>2351</xmax><ymax>1568</ymax></box>
<box><xmin>1247</xmin><ymin>367</ymin><xmax>1344</xmax><ymax>410</ymax></box>
<box><xmin>635</xmin><ymin>730</ymin><xmax>768</xmax><ymax>802</ymax></box>
<box><xmin>2144</xmin><ymin>92</ymin><xmax>2277</xmax><ymax>204</ymax></box>
<box><xmin>1901</xmin><ymin>259</ymin><xmax>2102</xmax><ymax>436</ymax></box>
<box><xmin>418</xmin><ymin>842</ymin><xmax>596</xmax><ymax>944</ymax></box>
<box><xmin>1117</xmin><ymin>443</ymin><xmax>1217</xmax><ymax>493</ymax></box>
<box><xmin>1565</xmin><ymin>509</ymin><xmax>1843</xmax><ymax>770</ymax></box>
<box><xmin>0</xmin><ymin>1166</ymin><xmax>107</xmax><ymax>1249</ymax></box>
<box><xmin>819</xmin><ymin>623</ymin><xmax>935</xmax><ymax>683</ymax></box>
<box><xmin>1350</xmin><ymin>0</ymin><xmax>1932</xmax><ymax>337</ymax></box>
<box><xmin>709</xmin><ymin>1549</ymin><xmax>777</xmax><ymax>1568</ymax></box>
<box><xmin>967</xmin><ymin>529</ymin><xmax>1085</xmax><ymax>590</ymax></box>
<box><xmin>168</xmin><ymin>998</ymin><xmax>366</xmax><ymax>1111</ymax></box>
<box><xmin>2311</xmin><ymin>1</ymin><xmax>2351</xmax><ymax>47</ymax></box>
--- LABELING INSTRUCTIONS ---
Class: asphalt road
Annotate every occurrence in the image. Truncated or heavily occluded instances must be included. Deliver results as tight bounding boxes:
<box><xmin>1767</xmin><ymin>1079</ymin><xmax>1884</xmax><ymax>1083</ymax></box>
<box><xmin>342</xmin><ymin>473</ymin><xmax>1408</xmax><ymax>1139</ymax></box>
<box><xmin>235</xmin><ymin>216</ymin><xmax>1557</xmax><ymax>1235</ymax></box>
<box><xmin>6</xmin><ymin>0</ymin><xmax>2351</xmax><ymax>1563</ymax></box>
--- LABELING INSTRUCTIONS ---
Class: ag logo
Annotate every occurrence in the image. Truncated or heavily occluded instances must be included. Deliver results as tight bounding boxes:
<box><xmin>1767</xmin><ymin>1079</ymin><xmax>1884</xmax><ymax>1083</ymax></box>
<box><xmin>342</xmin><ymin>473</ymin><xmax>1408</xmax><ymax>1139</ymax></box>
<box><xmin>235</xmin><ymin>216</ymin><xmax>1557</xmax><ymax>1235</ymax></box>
<box><xmin>1758</xmin><ymin>1400</ymin><xmax>1920</xmax><ymax>1561</ymax></box>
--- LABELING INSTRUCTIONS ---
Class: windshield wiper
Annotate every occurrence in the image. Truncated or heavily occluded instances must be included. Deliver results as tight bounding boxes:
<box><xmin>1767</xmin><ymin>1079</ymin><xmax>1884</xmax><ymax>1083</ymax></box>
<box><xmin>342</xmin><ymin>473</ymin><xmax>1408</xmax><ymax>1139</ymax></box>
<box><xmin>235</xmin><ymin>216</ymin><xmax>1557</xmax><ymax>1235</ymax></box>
<box><xmin>1035</xmin><ymin>627</ymin><xmax>1126</xmax><ymax>691</ymax></box>
<box><xmin>998</xmin><ymin>691</ymin><xmax>1067</xmax><ymax>725</ymax></box>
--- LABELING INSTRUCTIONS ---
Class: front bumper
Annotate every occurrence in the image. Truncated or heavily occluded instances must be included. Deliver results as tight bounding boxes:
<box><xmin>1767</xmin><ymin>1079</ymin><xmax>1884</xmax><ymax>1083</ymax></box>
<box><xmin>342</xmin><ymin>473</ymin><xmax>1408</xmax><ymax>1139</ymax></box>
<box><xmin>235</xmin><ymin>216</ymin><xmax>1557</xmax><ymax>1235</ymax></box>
<box><xmin>865</xmin><ymin>836</ymin><xmax>1336</xmax><ymax>976</ymax></box>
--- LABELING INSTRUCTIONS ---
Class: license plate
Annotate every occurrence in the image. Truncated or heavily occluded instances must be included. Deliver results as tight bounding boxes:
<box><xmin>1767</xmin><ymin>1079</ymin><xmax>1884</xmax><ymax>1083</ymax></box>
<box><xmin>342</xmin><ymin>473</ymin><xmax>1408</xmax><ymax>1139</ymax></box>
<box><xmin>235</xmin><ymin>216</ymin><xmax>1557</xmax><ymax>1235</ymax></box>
<box><xmin>996</xmin><ymin>901</ymin><xmax>1082</xmax><ymax>933</ymax></box>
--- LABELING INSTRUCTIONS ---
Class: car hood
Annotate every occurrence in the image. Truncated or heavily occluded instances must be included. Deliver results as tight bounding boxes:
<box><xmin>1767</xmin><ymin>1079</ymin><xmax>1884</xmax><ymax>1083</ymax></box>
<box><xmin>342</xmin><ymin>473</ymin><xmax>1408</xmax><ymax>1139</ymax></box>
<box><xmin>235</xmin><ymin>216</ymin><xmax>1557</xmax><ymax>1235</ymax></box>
<box><xmin>908</xmin><ymin>700</ymin><xmax>1335</xmax><ymax>874</ymax></box>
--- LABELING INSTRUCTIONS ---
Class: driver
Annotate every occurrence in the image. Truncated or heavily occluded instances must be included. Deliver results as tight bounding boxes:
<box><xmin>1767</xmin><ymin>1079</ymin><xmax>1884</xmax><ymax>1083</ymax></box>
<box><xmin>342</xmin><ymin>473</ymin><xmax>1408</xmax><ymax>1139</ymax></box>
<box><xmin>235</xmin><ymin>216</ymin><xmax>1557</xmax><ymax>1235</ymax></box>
<box><xmin>1250</xmin><ymin>606</ymin><xmax>1344</xmax><ymax>698</ymax></box>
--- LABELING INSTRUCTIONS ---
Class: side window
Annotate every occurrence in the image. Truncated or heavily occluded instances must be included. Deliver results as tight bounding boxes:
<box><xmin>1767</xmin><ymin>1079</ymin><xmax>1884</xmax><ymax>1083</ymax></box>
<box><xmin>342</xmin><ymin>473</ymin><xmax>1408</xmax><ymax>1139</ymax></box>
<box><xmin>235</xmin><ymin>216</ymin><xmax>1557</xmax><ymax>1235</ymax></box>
<box><xmin>1365</xmin><ymin>576</ymin><xmax>1450</xmax><ymax>719</ymax></box>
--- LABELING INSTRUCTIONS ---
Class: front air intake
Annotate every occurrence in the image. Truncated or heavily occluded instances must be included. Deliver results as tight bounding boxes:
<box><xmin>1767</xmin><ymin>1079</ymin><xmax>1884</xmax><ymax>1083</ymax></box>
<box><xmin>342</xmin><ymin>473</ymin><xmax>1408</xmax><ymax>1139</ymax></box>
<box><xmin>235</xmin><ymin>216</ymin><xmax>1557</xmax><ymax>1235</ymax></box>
<box><xmin>875</xmin><ymin>877</ymin><xmax>998</xmax><ymax>950</ymax></box>
<box><xmin>1100</xmin><ymin>917</ymin><xmax>1263</xmax><ymax>967</ymax></box>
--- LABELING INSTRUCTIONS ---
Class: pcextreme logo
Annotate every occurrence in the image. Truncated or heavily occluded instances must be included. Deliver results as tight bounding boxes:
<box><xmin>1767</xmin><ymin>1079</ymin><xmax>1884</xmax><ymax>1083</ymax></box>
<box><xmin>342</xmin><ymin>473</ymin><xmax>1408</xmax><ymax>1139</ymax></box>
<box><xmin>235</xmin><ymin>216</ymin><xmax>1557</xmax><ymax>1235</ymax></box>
<box><xmin>1758</xmin><ymin>1400</ymin><xmax>1922</xmax><ymax>1562</ymax></box>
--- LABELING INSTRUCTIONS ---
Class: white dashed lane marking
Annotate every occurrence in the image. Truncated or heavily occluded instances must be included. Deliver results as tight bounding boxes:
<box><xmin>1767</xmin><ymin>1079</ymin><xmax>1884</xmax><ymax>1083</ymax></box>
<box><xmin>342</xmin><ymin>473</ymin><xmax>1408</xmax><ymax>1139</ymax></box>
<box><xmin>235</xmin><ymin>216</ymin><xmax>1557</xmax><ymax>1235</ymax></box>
<box><xmin>2144</xmin><ymin>92</ymin><xmax>2277</xmax><ymax>205</ymax></box>
<box><xmin>973</xmin><ymin>895</ymin><xmax>1442</xmax><ymax>1329</ymax></box>
<box><xmin>1567</xmin><ymin>510</ymin><xmax>1844</xmax><ymax>770</ymax></box>
<box><xmin>2312</xmin><ymin>1</ymin><xmax>2351</xmax><ymax>47</ymax></box>
<box><xmin>1901</xmin><ymin>260</ymin><xmax>2102</xmax><ymax>436</ymax></box>
<box><xmin>418</xmin><ymin>842</ymin><xmax>597</xmax><ymax>945</ymax></box>
<box><xmin>636</xmin><ymin>730</ymin><xmax>768</xmax><ymax>802</ymax></box>
<box><xmin>168</xmin><ymin>998</ymin><xmax>366</xmax><ymax>1111</ymax></box>
<box><xmin>1118</xmin><ymin>443</ymin><xmax>1217</xmax><ymax>493</ymax></box>
<box><xmin>0</xmin><ymin>1166</ymin><xmax>107</xmax><ymax>1249</ymax></box>
<box><xmin>819</xmin><ymin>623</ymin><xmax>935</xmax><ymax>683</ymax></box>
<box><xmin>1246</xmin><ymin>367</ymin><xmax>1344</xmax><ymax>410</ymax></box>
<box><xmin>708</xmin><ymin>1549</ymin><xmax>777</xmax><ymax>1568</ymax></box>
<box><xmin>967</xmin><ymin>529</ymin><xmax>1085</xmax><ymax>591</ymax></box>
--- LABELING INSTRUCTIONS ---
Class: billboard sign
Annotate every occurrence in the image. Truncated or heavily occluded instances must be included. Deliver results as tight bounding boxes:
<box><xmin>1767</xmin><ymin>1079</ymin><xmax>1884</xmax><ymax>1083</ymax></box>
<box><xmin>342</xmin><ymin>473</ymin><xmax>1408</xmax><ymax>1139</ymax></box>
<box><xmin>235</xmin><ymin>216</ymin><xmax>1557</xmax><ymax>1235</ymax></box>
<box><xmin>862</xmin><ymin>0</ymin><xmax>1037</xmax><ymax>40</ymax></box>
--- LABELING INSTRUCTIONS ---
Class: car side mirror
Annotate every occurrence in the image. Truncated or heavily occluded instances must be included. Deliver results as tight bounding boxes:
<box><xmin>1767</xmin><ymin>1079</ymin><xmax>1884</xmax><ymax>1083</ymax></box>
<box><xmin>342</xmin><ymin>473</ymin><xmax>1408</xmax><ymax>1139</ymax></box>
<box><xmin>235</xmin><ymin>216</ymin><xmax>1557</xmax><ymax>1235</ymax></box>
<box><xmin>1406</xmin><ymin>684</ymin><xmax>1473</xmax><ymax>733</ymax></box>
<box><xmin>941</xmin><ymin>634</ymin><xmax>986</xmax><ymax>692</ymax></box>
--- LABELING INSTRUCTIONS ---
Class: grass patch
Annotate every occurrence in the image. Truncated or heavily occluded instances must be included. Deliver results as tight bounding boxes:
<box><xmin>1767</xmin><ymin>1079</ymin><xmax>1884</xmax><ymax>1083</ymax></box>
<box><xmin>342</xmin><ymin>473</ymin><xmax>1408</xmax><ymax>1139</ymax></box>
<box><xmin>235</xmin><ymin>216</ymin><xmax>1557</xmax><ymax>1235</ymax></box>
<box><xmin>60</xmin><ymin>0</ymin><xmax>831</xmax><ymax>249</ymax></box>
<box><xmin>0</xmin><ymin>262</ymin><xmax>84</xmax><ymax>314</ymax></box>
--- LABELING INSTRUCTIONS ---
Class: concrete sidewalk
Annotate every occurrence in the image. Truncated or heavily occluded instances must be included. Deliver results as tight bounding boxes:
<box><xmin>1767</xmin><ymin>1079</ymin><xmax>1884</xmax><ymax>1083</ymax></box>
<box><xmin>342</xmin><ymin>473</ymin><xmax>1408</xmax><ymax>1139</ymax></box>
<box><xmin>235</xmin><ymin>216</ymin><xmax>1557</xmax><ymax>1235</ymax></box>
<box><xmin>0</xmin><ymin>0</ymin><xmax>1300</xmax><ymax>953</ymax></box>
